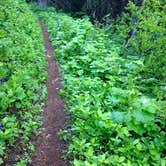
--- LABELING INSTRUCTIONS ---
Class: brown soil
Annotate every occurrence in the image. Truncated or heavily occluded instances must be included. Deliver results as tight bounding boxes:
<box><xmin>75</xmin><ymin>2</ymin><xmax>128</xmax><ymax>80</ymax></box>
<box><xmin>29</xmin><ymin>22</ymin><xmax>69</xmax><ymax>166</ymax></box>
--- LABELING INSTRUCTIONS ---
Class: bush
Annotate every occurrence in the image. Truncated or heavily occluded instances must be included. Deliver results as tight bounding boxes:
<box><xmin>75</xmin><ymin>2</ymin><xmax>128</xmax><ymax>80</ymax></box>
<box><xmin>108</xmin><ymin>0</ymin><xmax>166</xmax><ymax>81</ymax></box>
<box><xmin>0</xmin><ymin>0</ymin><xmax>46</xmax><ymax>164</ymax></box>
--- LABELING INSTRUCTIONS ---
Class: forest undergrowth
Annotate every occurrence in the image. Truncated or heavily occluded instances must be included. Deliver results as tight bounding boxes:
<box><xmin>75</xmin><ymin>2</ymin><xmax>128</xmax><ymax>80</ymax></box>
<box><xmin>34</xmin><ymin>2</ymin><xmax>166</xmax><ymax>165</ymax></box>
<box><xmin>0</xmin><ymin>0</ymin><xmax>47</xmax><ymax>165</ymax></box>
<box><xmin>0</xmin><ymin>0</ymin><xmax>165</xmax><ymax>165</ymax></box>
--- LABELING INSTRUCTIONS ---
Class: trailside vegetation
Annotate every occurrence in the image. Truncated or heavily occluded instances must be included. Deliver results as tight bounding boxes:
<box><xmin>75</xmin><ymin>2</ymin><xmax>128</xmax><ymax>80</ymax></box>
<box><xmin>108</xmin><ymin>0</ymin><xmax>166</xmax><ymax>83</ymax></box>
<box><xmin>0</xmin><ymin>0</ymin><xmax>46</xmax><ymax>165</ymax></box>
<box><xmin>35</xmin><ymin>2</ymin><xmax>165</xmax><ymax>165</ymax></box>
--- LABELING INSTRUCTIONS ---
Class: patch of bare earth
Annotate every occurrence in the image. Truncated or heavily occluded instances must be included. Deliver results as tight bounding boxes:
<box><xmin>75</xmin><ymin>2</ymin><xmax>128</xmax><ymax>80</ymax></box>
<box><xmin>29</xmin><ymin>22</ymin><xmax>69</xmax><ymax>166</ymax></box>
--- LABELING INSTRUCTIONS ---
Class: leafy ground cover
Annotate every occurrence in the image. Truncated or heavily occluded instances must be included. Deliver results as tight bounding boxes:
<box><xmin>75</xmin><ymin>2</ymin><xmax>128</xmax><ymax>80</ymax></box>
<box><xmin>0</xmin><ymin>0</ymin><xmax>46</xmax><ymax>165</ymax></box>
<box><xmin>35</xmin><ymin>7</ymin><xmax>166</xmax><ymax>166</ymax></box>
<box><xmin>107</xmin><ymin>0</ymin><xmax>166</xmax><ymax>95</ymax></box>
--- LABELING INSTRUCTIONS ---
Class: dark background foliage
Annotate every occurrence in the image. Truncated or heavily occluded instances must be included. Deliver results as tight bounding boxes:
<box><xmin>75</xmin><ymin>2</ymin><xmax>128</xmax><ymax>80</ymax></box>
<box><xmin>27</xmin><ymin>0</ymin><xmax>143</xmax><ymax>21</ymax></box>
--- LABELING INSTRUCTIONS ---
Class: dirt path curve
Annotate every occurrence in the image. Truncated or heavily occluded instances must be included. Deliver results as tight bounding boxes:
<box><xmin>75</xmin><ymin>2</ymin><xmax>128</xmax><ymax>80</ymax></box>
<box><xmin>29</xmin><ymin>22</ymin><xmax>68</xmax><ymax>166</ymax></box>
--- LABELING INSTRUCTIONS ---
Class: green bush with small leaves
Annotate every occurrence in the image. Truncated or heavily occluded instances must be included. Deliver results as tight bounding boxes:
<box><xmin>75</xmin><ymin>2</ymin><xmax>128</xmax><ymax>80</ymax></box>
<box><xmin>0</xmin><ymin>0</ymin><xmax>46</xmax><ymax>165</ymax></box>
<box><xmin>107</xmin><ymin>0</ymin><xmax>166</xmax><ymax>83</ymax></box>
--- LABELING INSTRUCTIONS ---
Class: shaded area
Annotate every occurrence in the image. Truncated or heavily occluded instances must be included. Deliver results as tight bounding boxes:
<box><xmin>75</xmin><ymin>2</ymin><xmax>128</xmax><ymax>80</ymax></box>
<box><xmin>27</xmin><ymin>0</ymin><xmax>143</xmax><ymax>21</ymax></box>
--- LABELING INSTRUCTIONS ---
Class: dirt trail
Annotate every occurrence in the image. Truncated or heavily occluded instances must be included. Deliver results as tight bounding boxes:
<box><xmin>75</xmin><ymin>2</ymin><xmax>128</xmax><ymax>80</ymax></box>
<box><xmin>29</xmin><ymin>22</ymin><xmax>68</xmax><ymax>166</ymax></box>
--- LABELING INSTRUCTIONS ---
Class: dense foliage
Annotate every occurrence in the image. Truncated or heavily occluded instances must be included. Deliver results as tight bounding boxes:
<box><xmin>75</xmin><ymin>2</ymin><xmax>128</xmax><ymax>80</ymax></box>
<box><xmin>108</xmin><ymin>0</ymin><xmax>166</xmax><ymax>82</ymax></box>
<box><xmin>28</xmin><ymin>0</ymin><xmax>130</xmax><ymax>21</ymax></box>
<box><xmin>35</xmin><ymin>5</ymin><xmax>165</xmax><ymax>166</ymax></box>
<box><xmin>0</xmin><ymin>0</ymin><xmax>46</xmax><ymax>165</ymax></box>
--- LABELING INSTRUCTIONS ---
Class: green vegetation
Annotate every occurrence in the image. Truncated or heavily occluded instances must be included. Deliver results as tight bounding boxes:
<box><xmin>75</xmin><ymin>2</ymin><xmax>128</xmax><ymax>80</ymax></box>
<box><xmin>108</xmin><ymin>0</ymin><xmax>166</xmax><ymax>83</ymax></box>
<box><xmin>1</xmin><ymin>0</ymin><xmax>165</xmax><ymax>165</ymax></box>
<box><xmin>35</xmin><ymin>4</ymin><xmax>166</xmax><ymax>166</ymax></box>
<box><xmin>0</xmin><ymin>0</ymin><xmax>46</xmax><ymax>165</ymax></box>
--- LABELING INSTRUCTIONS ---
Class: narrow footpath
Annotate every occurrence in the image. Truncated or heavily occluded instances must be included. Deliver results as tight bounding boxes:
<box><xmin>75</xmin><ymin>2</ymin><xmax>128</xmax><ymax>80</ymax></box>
<box><xmin>29</xmin><ymin>22</ymin><xmax>68</xmax><ymax>166</ymax></box>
